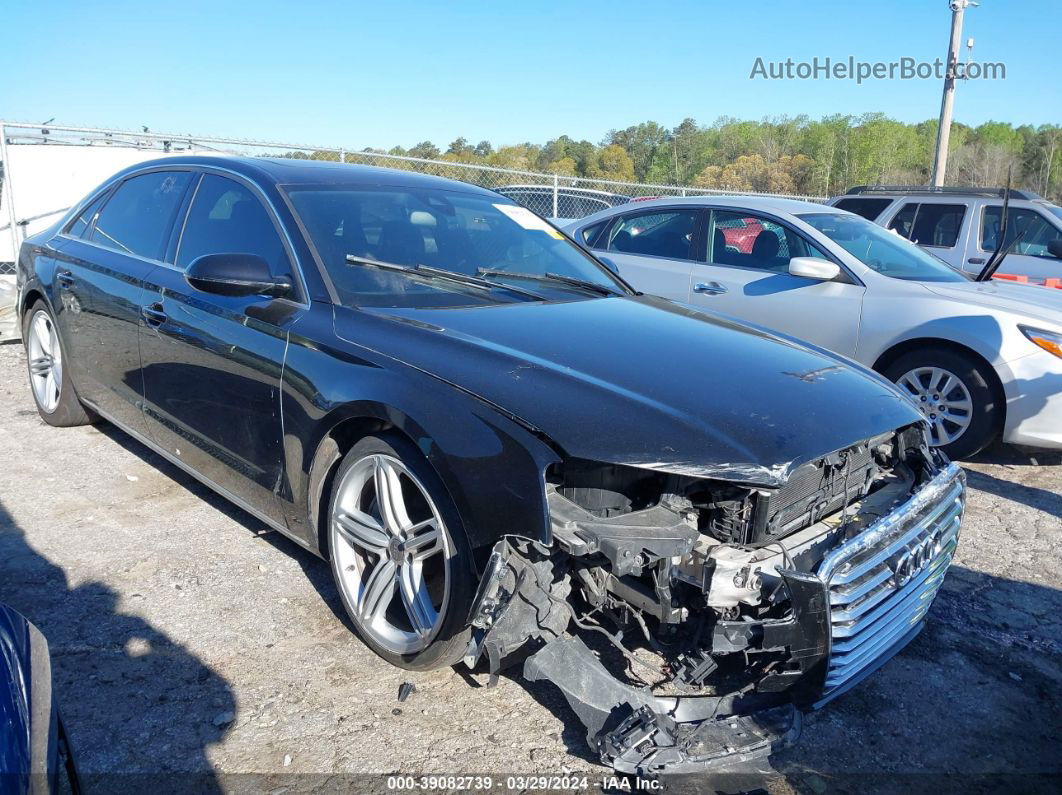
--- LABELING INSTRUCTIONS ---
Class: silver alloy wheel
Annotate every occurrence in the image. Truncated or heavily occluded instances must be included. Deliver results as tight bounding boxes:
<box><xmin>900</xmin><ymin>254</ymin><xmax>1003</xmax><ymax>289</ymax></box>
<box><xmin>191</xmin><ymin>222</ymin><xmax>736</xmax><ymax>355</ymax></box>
<box><xmin>330</xmin><ymin>453</ymin><xmax>452</xmax><ymax>655</ymax></box>
<box><xmin>896</xmin><ymin>366</ymin><xmax>974</xmax><ymax>447</ymax></box>
<box><xmin>27</xmin><ymin>310</ymin><xmax>62</xmax><ymax>414</ymax></box>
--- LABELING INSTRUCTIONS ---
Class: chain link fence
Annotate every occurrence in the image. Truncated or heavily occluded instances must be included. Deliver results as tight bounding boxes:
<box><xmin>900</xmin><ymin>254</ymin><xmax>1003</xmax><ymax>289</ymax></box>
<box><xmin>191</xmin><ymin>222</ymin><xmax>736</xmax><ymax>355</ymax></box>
<box><xmin>0</xmin><ymin>122</ymin><xmax>825</xmax><ymax>269</ymax></box>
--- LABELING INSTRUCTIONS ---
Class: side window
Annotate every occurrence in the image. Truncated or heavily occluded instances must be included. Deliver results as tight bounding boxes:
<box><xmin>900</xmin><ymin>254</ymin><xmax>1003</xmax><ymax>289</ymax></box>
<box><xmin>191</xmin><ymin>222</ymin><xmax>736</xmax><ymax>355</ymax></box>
<box><xmin>66</xmin><ymin>191</ymin><xmax>109</xmax><ymax>238</ymax></box>
<box><xmin>708</xmin><ymin>211</ymin><xmax>822</xmax><ymax>272</ymax></box>
<box><xmin>605</xmin><ymin>210</ymin><xmax>698</xmax><ymax>260</ymax></box>
<box><xmin>176</xmin><ymin>175</ymin><xmax>291</xmax><ymax>280</ymax></box>
<box><xmin>834</xmin><ymin>197</ymin><xmax>892</xmax><ymax>221</ymax></box>
<box><xmin>888</xmin><ymin>203</ymin><xmax>919</xmax><ymax>239</ymax></box>
<box><xmin>888</xmin><ymin>203</ymin><xmax>966</xmax><ymax>247</ymax></box>
<box><xmin>981</xmin><ymin>206</ymin><xmax>1062</xmax><ymax>257</ymax></box>
<box><xmin>911</xmin><ymin>204</ymin><xmax>965</xmax><ymax>247</ymax></box>
<box><xmin>580</xmin><ymin>220</ymin><xmax>607</xmax><ymax>247</ymax></box>
<box><xmin>90</xmin><ymin>171</ymin><xmax>192</xmax><ymax>259</ymax></box>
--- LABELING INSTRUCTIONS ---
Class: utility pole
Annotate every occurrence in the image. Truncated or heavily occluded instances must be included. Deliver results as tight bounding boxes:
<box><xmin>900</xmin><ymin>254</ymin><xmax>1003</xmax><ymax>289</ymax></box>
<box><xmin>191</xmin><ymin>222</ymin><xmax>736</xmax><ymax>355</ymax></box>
<box><xmin>930</xmin><ymin>0</ymin><xmax>972</xmax><ymax>187</ymax></box>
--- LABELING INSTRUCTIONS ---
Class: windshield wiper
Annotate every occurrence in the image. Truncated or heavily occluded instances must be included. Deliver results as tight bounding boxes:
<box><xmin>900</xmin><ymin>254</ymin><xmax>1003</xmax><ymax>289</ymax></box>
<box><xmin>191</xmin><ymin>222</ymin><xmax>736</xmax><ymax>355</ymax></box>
<box><xmin>345</xmin><ymin>255</ymin><xmax>545</xmax><ymax>300</ymax></box>
<box><xmin>476</xmin><ymin>268</ymin><xmax>623</xmax><ymax>296</ymax></box>
<box><xmin>977</xmin><ymin>174</ymin><xmax>1029</xmax><ymax>282</ymax></box>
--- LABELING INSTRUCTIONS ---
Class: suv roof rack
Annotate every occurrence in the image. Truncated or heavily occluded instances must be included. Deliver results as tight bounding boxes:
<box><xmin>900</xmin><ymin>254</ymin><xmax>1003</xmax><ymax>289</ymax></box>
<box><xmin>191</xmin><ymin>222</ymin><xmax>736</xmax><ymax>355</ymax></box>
<box><xmin>845</xmin><ymin>185</ymin><xmax>1043</xmax><ymax>200</ymax></box>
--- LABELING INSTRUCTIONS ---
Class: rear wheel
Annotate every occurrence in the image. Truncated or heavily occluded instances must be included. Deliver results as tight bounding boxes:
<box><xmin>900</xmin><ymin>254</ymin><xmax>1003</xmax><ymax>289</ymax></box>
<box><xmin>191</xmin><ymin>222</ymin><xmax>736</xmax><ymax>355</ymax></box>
<box><xmin>22</xmin><ymin>301</ymin><xmax>96</xmax><ymax>427</ymax></box>
<box><xmin>884</xmin><ymin>347</ymin><xmax>1000</xmax><ymax>459</ymax></box>
<box><xmin>327</xmin><ymin>433</ymin><xmax>474</xmax><ymax>670</ymax></box>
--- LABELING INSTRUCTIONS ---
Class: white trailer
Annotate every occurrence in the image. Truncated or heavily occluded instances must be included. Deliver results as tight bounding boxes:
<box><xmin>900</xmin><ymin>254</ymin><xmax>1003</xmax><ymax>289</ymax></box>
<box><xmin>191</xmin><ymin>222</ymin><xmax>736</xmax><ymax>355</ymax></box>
<box><xmin>0</xmin><ymin>132</ymin><xmax>208</xmax><ymax>341</ymax></box>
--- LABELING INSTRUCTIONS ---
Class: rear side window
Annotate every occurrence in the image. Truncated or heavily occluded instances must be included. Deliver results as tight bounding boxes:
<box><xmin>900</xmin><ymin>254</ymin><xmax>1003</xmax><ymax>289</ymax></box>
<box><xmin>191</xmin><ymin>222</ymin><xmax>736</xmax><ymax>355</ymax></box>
<box><xmin>834</xmin><ymin>197</ymin><xmax>892</xmax><ymax>221</ymax></box>
<box><xmin>66</xmin><ymin>192</ymin><xmax>109</xmax><ymax>238</ymax></box>
<box><xmin>888</xmin><ymin>202</ymin><xmax>966</xmax><ymax>247</ymax></box>
<box><xmin>90</xmin><ymin>171</ymin><xmax>192</xmax><ymax>259</ymax></box>
<box><xmin>606</xmin><ymin>210</ymin><xmax>698</xmax><ymax>260</ymax></box>
<box><xmin>580</xmin><ymin>220</ymin><xmax>607</xmax><ymax>246</ymax></box>
<box><xmin>176</xmin><ymin>175</ymin><xmax>291</xmax><ymax>279</ymax></box>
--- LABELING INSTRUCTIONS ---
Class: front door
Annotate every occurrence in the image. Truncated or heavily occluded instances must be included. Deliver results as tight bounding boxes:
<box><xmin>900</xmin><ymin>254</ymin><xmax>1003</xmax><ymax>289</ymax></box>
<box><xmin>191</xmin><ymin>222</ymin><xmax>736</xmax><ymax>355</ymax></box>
<box><xmin>138</xmin><ymin>172</ymin><xmax>306</xmax><ymax>525</ymax></box>
<box><xmin>974</xmin><ymin>205</ymin><xmax>1062</xmax><ymax>281</ymax></box>
<box><xmin>687</xmin><ymin>210</ymin><xmax>865</xmax><ymax>356</ymax></box>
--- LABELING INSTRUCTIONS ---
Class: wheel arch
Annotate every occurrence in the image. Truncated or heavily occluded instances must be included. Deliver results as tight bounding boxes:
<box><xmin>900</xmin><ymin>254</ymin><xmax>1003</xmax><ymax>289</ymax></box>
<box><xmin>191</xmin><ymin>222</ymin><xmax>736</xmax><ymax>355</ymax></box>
<box><xmin>301</xmin><ymin>400</ymin><xmax>558</xmax><ymax>564</ymax></box>
<box><xmin>872</xmin><ymin>336</ymin><xmax>1007</xmax><ymax>429</ymax></box>
<box><xmin>19</xmin><ymin>286</ymin><xmax>47</xmax><ymax>319</ymax></box>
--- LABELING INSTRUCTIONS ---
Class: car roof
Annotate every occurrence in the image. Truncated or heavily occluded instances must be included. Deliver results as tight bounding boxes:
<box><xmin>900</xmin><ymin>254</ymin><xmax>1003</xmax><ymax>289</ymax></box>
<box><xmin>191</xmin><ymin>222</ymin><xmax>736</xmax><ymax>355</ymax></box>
<box><xmin>843</xmin><ymin>185</ymin><xmax>1044</xmax><ymax>200</ymax></box>
<box><xmin>572</xmin><ymin>194</ymin><xmax>836</xmax><ymax>220</ymax></box>
<box><xmin>111</xmin><ymin>154</ymin><xmax>501</xmax><ymax>197</ymax></box>
<box><xmin>497</xmin><ymin>184</ymin><xmax>629</xmax><ymax>199</ymax></box>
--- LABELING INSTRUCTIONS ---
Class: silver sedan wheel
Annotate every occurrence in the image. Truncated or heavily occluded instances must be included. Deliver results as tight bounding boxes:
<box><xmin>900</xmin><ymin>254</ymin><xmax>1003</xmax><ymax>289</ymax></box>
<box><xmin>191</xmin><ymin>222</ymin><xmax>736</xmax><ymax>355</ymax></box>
<box><xmin>330</xmin><ymin>454</ymin><xmax>452</xmax><ymax>655</ymax></box>
<box><xmin>27</xmin><ymin>310</ymin><xmax>62</xmax><ymax>414</ymax></box>
<box><xmin>896</xmin><ymin>366</ymin><xmax>973</xmax><ymax>447</ymax></box>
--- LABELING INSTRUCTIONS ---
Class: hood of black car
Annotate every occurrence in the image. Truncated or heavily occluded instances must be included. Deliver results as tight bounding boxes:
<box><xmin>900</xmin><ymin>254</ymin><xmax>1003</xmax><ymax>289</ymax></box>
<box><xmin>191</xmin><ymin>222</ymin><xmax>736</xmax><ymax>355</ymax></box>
<box><xmin>338</xmin><ymin>295</ymin><xmax>922</xmax><ymax>487</ymax></box>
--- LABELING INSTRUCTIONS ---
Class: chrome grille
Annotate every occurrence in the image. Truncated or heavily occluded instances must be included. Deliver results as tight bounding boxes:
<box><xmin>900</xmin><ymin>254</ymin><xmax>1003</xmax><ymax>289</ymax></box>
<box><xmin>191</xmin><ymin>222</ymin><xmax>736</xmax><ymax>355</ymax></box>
<box><xmin>814</xmin><ymin>462</ymin><xmax>965</xmax><ymax>706</ymax></box>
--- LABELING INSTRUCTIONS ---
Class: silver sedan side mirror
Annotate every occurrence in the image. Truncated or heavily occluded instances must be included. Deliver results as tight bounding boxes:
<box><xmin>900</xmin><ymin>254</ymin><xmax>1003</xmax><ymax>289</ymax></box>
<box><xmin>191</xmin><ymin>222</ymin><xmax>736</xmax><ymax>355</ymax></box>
<box><xmin>789</xmin><ymin>256</ymin><xmax>841</xmax><ymax>281</ymax></box>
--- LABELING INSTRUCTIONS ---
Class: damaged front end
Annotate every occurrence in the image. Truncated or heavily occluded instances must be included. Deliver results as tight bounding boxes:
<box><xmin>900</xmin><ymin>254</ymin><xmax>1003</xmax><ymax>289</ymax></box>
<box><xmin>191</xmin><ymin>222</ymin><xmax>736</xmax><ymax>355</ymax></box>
<box><xmin>464</xmin><ymin>425</ymin><xmax>966</xmax><ymax>777</ymax></box>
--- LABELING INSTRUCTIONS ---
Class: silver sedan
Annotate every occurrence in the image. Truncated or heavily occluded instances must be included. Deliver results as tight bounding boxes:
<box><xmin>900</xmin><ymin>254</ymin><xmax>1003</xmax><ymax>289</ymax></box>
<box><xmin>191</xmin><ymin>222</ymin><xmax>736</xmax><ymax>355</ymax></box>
<box><xmin>565</xmin><ymin>197</ymin><xmax>1062</xmax><ymax>458</ymax></box>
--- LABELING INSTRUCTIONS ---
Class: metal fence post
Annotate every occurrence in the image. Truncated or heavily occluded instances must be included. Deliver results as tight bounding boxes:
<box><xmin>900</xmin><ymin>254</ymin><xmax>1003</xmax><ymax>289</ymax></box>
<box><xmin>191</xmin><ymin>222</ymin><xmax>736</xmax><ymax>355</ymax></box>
<box><xmin>552</xmin><ymin>174</ymin><xmax>559</xmax><ymax>219</ymax></box>
<box><xmin>0</xmin><ymin>123</ymin><xmax>20</xmax><ymax>263</ymax></box>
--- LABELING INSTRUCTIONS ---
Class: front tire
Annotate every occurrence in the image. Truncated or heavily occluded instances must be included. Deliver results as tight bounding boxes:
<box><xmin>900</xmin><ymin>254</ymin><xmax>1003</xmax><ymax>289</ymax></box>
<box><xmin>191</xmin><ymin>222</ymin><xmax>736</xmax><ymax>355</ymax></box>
<box><xmin>22</xmin><ymin>300</ymin><xmax>96</xmax><ymax>427</ymax></box>
<box><xmin>327</xmin><ymin>433</ymin><xmax>475</xmax><ymax>670</ymax></box>
<box><xmin>884</xmin><ymin>347</ymin><xmax>1001</xmax><ymax>459</ymax></box>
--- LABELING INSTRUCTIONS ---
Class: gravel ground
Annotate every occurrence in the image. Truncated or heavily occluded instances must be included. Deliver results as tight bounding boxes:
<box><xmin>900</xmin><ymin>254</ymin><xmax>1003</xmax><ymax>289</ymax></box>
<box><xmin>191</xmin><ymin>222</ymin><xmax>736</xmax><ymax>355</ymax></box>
<box><xmin>0</xmin><ymin>340</ymin><xmax>1059</xmax><ymax>794</ymax></box>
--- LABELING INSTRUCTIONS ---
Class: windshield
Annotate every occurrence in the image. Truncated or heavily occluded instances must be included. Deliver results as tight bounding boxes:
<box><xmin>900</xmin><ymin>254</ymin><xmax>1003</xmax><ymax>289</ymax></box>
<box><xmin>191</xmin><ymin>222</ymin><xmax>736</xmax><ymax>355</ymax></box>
<box><xmin>285</xmin><ymin>185</ymin><xmax>627</xmax><ymax>307</ymax></box>
<box><xmin>798</xmin><ymin>212</ymin><xmax>969</xmax><ymax>283</ymax></box>
<box><xmin>1046</xmin><ymin>205</ymin><xmax>1062</xmax><ymax>224</ymax></box>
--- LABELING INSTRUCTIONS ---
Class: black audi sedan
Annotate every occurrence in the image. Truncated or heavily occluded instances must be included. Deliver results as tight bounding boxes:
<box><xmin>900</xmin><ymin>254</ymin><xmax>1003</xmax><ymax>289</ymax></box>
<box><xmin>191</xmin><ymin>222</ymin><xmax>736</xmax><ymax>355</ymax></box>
<box><xmin>16</xmin><ymin>157</ymin><xmax>965</xmax><ymax>775</ymax></box>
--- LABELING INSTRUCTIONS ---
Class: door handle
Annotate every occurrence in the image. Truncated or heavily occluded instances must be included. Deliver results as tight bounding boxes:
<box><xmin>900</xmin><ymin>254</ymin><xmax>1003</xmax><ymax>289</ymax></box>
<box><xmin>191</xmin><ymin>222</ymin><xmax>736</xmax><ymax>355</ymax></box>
<box><xmin>694</xmin><ymin>281</ymin><xmax>728</xmax><ymax>295</ymax></box>
<box><xmin>967</xmin><ymin>257</ymin><xmax>985</xmax><ymax>265</ymax></box>
<box><xmin>56</xmin><ymin>271</ymin><xmax>74</xmax><ymax>288</ymax></box>
<box><xmin>141</xmin><ymin>302</ymin><xmax>167</xmax><ymax>327</ymax></box>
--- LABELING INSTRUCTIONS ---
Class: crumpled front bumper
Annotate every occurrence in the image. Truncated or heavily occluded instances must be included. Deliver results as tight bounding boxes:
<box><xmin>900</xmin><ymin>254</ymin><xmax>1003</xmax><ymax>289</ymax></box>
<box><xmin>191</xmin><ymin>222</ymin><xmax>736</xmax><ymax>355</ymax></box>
<box><xmin>472</xmin><ymin>464</ymin><xmax>966</xmax><ymax>778</ymax></box>
<box><xmin>524</xmin><ymin>635</ymin><xmax>801</xmax><ymax>777</ymax></box>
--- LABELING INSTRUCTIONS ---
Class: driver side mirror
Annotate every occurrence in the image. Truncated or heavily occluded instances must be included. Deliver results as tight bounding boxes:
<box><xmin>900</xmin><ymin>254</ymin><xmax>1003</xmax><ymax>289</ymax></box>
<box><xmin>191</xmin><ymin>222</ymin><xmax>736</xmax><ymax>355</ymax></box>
<box><xmin>1047</xmin><ymin>239</ymin><xmax>1062</xmax><ymax>259</ymax></box>
<box><xmin>789</xmin><ymin>256</ymin><xmax>841</xmax><ymax>281</ymax></box>
<box><xmin>597</xmin><ymin>255</ymin><xmax>620</xmax><ymax>275</ymax></box>
<box><xmin>185</xmin><ymin>253</ymin><xmax>292</xmax><ymax>298</ymax></box>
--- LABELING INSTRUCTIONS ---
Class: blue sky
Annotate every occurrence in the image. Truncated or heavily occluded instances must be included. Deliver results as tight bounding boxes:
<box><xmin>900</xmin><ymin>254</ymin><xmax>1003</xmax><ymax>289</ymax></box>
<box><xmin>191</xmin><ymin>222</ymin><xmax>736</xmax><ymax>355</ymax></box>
<box><xmin>3</xmin><ymin>0</ymin><xmax>1059</xmax><ymax>149</ymax></box>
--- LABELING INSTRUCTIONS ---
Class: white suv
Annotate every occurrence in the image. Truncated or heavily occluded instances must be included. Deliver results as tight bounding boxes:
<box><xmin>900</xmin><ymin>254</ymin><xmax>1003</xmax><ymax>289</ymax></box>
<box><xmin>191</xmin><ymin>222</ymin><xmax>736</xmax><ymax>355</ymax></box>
<box><xmin>828</xmin><ymin>186</ymin><xmax>1062</xmax><ymax>283</ymax></box>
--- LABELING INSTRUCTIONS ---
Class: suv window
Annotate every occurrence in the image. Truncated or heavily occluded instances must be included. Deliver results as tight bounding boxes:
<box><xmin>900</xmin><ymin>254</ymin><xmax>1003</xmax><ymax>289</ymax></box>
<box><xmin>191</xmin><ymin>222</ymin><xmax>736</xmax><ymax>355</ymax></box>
<box><xmin>888</xmin><ymin>202</ymin><xmax>966</xmax><ymax>247</ymax></box>
<box><xmin>66</xmin><ymin>191</ymin><xmax>109</xmax><ymax>238</ymax></box>
<box><xmin>834</xmin><ymin>197</ymin><xmax>892</xmax><ymax>221</ymax></box>
<box><xmin>606</xmin><ymin>210</ymin><xmax>697</xmax><ymax>260</ymax></box>
<box><xmin>981</xmin><ymin>206</ymin><xmax>1062</xmax><ymax>257</ymax></box>
<box><xmin>90</xmin><ymin>171</ymin><xmax>192</xmax><ymax>259</ymax></box>
<box><xmin>176</xmin><ymin>175</ymin><xmax>291</xmax><ymax>280</ymax></box>
<box><xmin>709</xmin><ymin>211</ymin><xmax>827</xmax><ymax>272</ymax></box>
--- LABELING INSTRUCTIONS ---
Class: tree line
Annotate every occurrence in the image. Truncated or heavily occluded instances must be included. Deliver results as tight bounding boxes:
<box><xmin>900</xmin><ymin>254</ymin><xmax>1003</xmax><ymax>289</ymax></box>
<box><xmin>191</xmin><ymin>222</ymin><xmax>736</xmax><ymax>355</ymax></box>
<box><xmin>288</xmin><ymin>114</ymin><xmax>1062</xmax><ymax>201</ymax></box>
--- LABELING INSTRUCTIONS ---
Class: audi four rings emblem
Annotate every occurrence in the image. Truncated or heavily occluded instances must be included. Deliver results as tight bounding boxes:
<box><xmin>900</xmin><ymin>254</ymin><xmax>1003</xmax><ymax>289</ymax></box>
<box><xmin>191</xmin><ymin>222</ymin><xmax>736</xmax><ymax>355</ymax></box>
<box><xmin>889</xmin><ymin>531</ymin><xmax>943</xmax><ymax>587</ymax></box>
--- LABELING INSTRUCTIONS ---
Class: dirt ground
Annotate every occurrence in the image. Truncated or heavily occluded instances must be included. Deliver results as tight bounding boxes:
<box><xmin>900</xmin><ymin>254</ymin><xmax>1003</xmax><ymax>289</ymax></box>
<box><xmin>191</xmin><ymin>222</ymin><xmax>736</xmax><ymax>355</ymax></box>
<box><xmin>0</xmin><ymin>340</ymin><xmax>1059</xmax><ymax>794</ymax></box>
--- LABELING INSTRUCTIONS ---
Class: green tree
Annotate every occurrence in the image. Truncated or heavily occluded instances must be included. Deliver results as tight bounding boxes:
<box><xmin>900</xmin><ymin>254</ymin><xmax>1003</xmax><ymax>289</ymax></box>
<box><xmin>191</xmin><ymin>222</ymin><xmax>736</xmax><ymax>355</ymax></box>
<box><xmin>407</xmin><ymin>141</ymin><xmax>441</xmax><ymax>160</ymax></box>
<box><xmin>587</xmin><ymin>144</ymin><xmax>636</xmax><ymax>182</ymax></box>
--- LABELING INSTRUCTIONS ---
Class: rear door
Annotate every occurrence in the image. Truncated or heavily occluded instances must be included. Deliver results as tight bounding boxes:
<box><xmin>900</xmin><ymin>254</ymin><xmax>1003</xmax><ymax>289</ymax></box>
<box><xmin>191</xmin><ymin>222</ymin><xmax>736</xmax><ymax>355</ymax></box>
<box><xmin>53</xmin><ymin>169</ymin><xmax>194</xmax><ymax>436</ymax></box>
<box><xmin>883</xmin><ymin>201</ymin><xmax>968</xmax><ymax>269</ymax></box>
<box><xmin>686</xmin><ymin>209</ymin><xmax>865</xmax><ymax>356</ymax></box>
<box><xmin>593</xmin><ymin>207</ymin><xmax>705</xmax><ymax>300</ymax></box>
<box><xmin>138</xmin><ymin>171</ymin><xmax>306</xmax><ymax>524</ymax></box>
